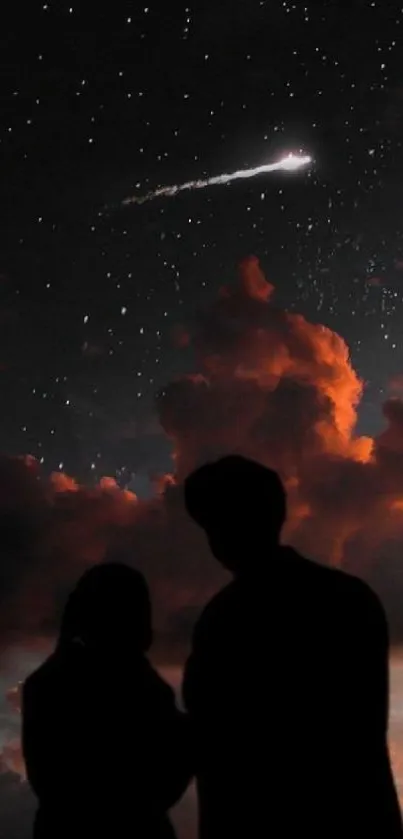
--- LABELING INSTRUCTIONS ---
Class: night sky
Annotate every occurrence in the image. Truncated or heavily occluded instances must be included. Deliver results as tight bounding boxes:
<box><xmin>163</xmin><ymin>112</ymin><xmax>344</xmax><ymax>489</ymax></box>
<box><xmin>2</xmin><ymin>3</ymin><xmax>403</xmax><ymax>834</ymax></box>
<box><xmin>1</xmin><ymin>0</ymin><xmax>403</xmax><ymax>491</ymax></box>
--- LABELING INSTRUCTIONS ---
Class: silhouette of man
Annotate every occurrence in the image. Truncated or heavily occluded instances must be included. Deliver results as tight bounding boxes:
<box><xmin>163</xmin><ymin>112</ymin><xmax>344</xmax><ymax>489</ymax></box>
<box><xmin>182</xmin><ymin>455</ymin><xmax>402</xmax><ymax>839</ymax></box>
<box><xmin>23</xmin><ymin>562</ymin><xmax>192</xmax><ymax>839</ymax></box>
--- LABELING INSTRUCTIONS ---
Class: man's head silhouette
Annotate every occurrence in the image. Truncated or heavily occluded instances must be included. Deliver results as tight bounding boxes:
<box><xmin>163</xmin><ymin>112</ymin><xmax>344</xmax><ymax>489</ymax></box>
<box><xmin>184</xmin><ymin>455</ymin><xmax>286</xmax><ymax>574</ymax></box>
<box><xmin>59</xmin><ymin>561</ymin><xmax>152</xmax><ymax>654</ymax></box>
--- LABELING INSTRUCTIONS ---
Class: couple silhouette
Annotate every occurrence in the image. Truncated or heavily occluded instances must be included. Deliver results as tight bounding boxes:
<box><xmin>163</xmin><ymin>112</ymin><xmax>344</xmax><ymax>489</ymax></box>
<box><xmin>23</xmin><ymin>456</ymin><xmax>403</xmax><ymax>838</ymax></box>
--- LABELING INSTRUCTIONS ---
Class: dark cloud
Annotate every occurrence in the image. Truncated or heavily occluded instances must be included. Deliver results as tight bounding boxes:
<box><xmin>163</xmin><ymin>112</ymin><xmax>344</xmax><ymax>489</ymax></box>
<box><xmin>0</xmin><ymin>770</ymin><xmax>34</xmax><ymax>839</ymax></box>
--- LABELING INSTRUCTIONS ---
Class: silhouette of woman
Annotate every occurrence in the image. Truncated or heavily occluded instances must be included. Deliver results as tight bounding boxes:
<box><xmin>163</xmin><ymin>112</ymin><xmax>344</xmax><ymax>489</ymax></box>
<box><xmin>22</xmin><ymin>562</ymin><xmax>192</xmax><ymax>839</ymax></box>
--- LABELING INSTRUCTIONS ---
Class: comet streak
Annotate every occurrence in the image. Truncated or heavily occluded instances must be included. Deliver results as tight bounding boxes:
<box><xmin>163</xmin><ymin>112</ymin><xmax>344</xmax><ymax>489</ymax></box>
<box><xmin>122</xmin><ymin>153</ymin><xmax>312</xmax><ymax>206</ymax></box>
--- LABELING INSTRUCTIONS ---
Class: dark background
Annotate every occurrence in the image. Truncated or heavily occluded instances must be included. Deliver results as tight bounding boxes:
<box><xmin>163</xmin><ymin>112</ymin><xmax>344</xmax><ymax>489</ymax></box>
<box><xmin>1</xmin><ymin>3</ymin><xmax>403</xmax><ymax>835</ymax></box>
<box><xmin>1</xmin><ymin>0</ymin><xmax>402</xmax><ymax>489</ymax></box>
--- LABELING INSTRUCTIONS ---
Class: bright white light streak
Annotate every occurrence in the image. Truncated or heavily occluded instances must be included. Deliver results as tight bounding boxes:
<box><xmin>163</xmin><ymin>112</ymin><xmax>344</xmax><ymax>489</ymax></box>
<box><xmin>122</xmin><ymin>153</ymin><xmax>312</xmax><ymax>206</ymax></box>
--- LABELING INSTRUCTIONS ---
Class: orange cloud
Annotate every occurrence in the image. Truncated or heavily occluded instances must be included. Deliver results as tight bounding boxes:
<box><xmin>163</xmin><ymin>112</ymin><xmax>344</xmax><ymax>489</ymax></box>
<box><xmin>1</xmin><ymin>257</ymin><xmax>403</xmax><ymax>664</ymax></box>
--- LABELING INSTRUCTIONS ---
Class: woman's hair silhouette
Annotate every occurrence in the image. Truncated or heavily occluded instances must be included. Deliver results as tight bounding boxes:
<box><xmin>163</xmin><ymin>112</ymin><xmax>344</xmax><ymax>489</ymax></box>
<box><xmin>58</xmin><ymin>561</ymin><xmax>153</xmax><ymax>653</ymax></box>
<box><xmin>23</xmin><ymin>559</ymin><xmax>192</xmax><ymax>839</ymax></box>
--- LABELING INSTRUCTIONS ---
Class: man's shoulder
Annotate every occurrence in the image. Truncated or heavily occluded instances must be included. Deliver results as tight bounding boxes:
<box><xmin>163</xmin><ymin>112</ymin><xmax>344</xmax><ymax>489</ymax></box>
<box><xmin>200</xmin><ymin>579</ymin><xmax>240</xmax><ymax>615</ymax></box>
<box><xmin>141</xmin><ymin>661</ymin><xmax>177</xmax><ymax>708</ymax></box>
<box><xmin>192</xmin><ymin>551</ymin><xmax>386</xmax><ymax>644</ymax></box>
<box><xmin>192</xmin><ymin>581</ymin><xmax>239</xmax><ymax>641</ymax></box>
<box><xmin>288</xmin><ymin>548</ymin><xmax>385</xmax><ymax>621</ymax></box>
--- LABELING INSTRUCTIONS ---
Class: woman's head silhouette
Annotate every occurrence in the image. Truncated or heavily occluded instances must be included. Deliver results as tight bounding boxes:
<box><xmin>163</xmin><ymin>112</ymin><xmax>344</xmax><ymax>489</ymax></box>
<box><xmin>59</xmin><ymin>561</ymin><xmax>152</xmax><ymax>654</ymax></box>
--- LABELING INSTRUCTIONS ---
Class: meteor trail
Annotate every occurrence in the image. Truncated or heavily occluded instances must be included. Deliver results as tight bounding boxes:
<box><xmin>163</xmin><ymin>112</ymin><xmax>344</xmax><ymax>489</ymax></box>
<box><xmin>122</xmin><ymin>153</ymin><xmax>312</xmax><ymax>206</ymax></box>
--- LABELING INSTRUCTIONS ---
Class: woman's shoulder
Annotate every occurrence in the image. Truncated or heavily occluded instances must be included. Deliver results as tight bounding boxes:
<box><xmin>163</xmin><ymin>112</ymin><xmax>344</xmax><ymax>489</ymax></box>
<box><xmin>23</xmin><ymin>655</ymin><xmax>58</xmax><ymax>717</ymax></box>
<box><xmin>23</xmin><ymin>647</ymin><xmax>86</xmax><ymax>708</ymax></box>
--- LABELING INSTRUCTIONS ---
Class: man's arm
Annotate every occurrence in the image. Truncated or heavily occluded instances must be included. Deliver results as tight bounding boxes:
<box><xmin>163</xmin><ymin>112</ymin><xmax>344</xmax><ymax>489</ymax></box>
<box><xmin>182</xmin><ymin>605</ymin><xmax>222</xmax><ymax>717</ymax></box>
<box><xmin>350</xmin><ymin>581</ymin><xmax>402</xmax><ymax>834</ymax></box>
<box><xmin>354</xmin><ymin>583</ymin><xmax>389</xmax><ymax>736</ymax></box>
<box><xmin>182</xmin><ymin>619</ymin><xmax>208</xmax><ymax>717</ymax></box>
<box><xmin>149</xmin><ymin>679</ymin><xmax>194</xmax><ymax>810</ymax></box>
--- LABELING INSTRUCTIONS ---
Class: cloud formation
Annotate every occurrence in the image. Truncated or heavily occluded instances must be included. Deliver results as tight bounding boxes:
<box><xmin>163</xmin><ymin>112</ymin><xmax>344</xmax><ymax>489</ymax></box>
<box><xmin>1</xmin><ymin>256</ymin><xmax>403</xmax><ymax>670</ymax></box>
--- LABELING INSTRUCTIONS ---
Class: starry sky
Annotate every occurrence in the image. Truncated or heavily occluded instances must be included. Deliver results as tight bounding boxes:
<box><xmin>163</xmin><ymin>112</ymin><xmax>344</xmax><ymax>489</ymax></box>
<box><xmin>1</xmin><ymin>0</ymin><xmax>403</xmax><ymax>491</ymax></box>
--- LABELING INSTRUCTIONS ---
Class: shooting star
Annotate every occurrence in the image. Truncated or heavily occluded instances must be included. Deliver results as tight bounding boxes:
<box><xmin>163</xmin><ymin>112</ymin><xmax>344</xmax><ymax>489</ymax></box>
<box><xmin>122</xmin><ymin>153</ymin><xmax>312</xmax><ymax>206</ymax></box>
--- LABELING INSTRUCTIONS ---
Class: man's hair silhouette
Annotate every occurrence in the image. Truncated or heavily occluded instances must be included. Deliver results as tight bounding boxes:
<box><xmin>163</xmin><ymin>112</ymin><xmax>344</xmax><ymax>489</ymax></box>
<box><xmin>23</xmin><ymin>560</ymin><xmax>192</xmax><ymax>839</ymax></box>
<box><xmin>185</xmin><ymin>455</ymin><xmax>285</xmax><ymax>572</ymax></box>
<box><xmin>183</xmin><ymin>455</ymin><xmax>403</xmax><ymax>839</ymax></box>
